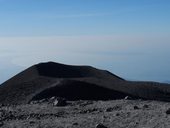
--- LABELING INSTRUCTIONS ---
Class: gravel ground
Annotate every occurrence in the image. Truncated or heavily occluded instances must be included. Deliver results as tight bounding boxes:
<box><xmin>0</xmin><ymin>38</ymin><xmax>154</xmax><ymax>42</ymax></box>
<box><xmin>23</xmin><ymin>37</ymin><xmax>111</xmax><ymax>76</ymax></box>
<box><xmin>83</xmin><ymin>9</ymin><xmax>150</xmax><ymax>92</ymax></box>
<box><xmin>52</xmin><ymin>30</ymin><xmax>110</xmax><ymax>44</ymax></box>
<box><xmin>0</xmin><ymin>99</ymin><xmax>170</xmax><ymax>128</ymax></box>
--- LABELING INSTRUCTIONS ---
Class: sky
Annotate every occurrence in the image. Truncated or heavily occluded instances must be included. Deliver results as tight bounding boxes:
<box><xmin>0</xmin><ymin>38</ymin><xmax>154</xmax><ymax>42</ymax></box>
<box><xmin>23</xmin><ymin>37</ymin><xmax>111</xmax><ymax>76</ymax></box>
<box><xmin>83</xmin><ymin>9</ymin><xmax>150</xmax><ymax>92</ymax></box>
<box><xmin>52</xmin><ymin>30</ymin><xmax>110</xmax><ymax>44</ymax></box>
<box><xmin>0</xmin><ymin>0</ymin><xmax>170</xmax><ymax>84</ymax></box>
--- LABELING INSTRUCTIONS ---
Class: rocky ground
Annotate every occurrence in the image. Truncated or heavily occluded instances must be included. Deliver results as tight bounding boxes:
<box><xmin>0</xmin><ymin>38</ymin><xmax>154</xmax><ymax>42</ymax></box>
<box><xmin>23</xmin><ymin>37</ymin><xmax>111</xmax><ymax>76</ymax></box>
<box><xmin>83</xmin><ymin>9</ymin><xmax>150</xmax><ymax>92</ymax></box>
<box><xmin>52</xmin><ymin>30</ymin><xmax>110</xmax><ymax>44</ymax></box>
<box><xmin>1</xmin><ymin>98</ymin><xmax>170</xmax><ymax>128</ymax></box>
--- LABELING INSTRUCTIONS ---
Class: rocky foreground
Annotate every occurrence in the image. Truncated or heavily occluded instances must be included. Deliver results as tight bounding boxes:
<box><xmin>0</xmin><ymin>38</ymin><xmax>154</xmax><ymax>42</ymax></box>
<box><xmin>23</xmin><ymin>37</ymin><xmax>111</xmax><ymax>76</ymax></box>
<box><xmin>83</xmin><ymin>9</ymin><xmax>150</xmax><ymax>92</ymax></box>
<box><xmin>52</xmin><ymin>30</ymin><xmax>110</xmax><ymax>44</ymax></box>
<box><xmin>1</xmin><ymin>98</ymin><xmax>170</xmax><ymax>128</ymax></box>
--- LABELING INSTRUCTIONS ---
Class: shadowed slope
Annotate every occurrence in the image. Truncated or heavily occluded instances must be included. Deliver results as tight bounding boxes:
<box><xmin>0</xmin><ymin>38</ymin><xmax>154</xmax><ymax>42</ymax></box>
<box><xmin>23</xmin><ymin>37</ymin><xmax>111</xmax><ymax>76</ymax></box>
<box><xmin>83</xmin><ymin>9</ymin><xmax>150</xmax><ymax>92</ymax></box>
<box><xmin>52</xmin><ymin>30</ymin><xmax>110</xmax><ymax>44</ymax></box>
<box><xmin>0</xmin><ymin>62</ymin><xmax>170</xmax><ymax>105</ymax></box>
<box><xmin>31</xmin><ymin>80</ymin><xmax>130</xmax><ymax>101</ymax></box>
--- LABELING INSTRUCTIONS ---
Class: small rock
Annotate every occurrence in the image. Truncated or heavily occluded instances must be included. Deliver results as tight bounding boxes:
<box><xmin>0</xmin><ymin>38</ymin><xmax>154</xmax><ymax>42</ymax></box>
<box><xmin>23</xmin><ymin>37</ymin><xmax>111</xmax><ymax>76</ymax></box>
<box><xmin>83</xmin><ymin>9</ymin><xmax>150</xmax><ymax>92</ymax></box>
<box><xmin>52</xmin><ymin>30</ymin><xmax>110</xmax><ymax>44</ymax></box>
<box><xmin>143</xmin><ymin>104</ymin><xmax>149</xmax><ymax>109</ymax></box>
<box><xmin>39</xmin><ymin>99</ymin><xmax>46</xmax><ymax>103</ymax></box>
<box><xmin>50</xmin><ymin>96</ymin><xmax>56</xmax><ymax>101</ymax></box>
<box><xmin>36</xmin><ymin>116</ymin><xmax>40</xmax><ymax>120</ymax></box>
<box><xmin>0</xmin><ymin>104</ymin><xmax>4</xmax><ymax>107</ymax></box>
<box><xmin>105</xmin><ymin>107</ymin><xmax>113</xmax><ymax>112</ymax></box>
<box><xmin>95</xmin><ymin>123</ymin><xmax>107</xmax><ymax>128</ymax></box>
<box><xmin>0</xmin><ymin>122</ymin><xmax>4</xmax><ymax>127</ymax></box>
<box><xmin>27</xmin><ymin>115</ymin><xmax>31</xmax><ymax>120</ymax></box>
<box><xmin>79</xmin><ymin>101</ymin><xmax>93</xmax><ymax>107</ymax></box>
<box><xmin>105</xmin><ymin>106</ymin><xmax>121</xmax><ymax>112</ymax></box>
<box><xmin>124</xmin><ymin>96</ymin><xmax>132</xmax><ymax>100</ymax></box>
<box><xmin>72</xmin><ymin>122</ymin><xmax>78</xmax><ymax>125</ymax></box>
<box><xmin>29</xmin><ymin>121</ymin><xmax>35</xmax><ymax>124</ymax></box>
<box><xmin>102</xmin><ymin>116</ymin><xmax>107</xmax><ymax>119</ymax></box>
<box><xmin>134</xmin><ymin>106</ymin><xmax>139</xmax><ymax>110</ymax></box>
<box><xmin>30</xmin><ymin>101</ymin><xmax>39</xmax><ymax>104</ymax></box>
<box><xmin>53</xmin><ymin>98</ymin><xmax>67</xmax><ymax>107</ymax></box>
<box><xmin>166</xmin><ymin>108</ymin><xmax>170</xmax><ymax>114</ymax></box>
<box><xmin>115</xmin><ymin>113</ymin><xmax>120</xmax><ymax>116</ymax></box>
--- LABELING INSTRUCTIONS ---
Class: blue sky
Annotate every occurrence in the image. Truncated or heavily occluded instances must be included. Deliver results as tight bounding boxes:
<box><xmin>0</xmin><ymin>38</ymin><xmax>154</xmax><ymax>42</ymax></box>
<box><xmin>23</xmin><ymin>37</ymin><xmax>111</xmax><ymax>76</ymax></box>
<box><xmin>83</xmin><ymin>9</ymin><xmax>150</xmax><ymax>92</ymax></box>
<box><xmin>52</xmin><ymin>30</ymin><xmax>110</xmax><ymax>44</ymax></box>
<box><xmin>0</xmin><ymin>0</ymin><xmax>170</xmax><ymax>83</ymax></box>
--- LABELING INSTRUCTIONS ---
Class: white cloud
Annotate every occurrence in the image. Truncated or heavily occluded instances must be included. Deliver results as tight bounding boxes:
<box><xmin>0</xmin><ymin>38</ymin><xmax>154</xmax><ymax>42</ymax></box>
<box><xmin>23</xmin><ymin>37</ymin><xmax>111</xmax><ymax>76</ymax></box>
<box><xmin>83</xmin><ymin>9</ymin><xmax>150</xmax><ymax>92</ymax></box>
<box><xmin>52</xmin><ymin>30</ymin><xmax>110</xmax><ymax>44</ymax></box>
<box><xmin>0</xmin><ymin>34</ymin><xmax>170</xmax><ymax>82</ymax></box>
<box><xmin>0</xmin><ymin>34</ymin><xmax>169</xmax><ymax>69</ymax></box>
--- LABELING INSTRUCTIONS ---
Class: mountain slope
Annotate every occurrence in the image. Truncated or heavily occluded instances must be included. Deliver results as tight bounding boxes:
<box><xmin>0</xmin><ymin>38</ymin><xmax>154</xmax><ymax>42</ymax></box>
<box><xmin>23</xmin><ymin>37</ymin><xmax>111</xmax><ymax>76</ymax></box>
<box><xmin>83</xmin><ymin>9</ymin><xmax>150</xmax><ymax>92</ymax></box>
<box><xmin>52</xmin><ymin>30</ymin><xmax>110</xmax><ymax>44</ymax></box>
<box><xmin>0</xmin><ymin>62</ymin><xmax>170</xmax><ymax>105</ymax></box>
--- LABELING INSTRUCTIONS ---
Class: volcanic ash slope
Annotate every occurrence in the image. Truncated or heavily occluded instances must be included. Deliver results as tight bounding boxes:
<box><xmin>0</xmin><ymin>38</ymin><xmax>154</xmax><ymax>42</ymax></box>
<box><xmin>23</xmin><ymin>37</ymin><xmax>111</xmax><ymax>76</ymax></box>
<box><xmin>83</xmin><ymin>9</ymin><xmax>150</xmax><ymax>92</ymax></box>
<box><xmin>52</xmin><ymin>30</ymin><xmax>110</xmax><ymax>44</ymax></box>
<box><xmin>0</xmin><ymin>62</ymin><xmax>170</xmax><ymax>105</ymax></box>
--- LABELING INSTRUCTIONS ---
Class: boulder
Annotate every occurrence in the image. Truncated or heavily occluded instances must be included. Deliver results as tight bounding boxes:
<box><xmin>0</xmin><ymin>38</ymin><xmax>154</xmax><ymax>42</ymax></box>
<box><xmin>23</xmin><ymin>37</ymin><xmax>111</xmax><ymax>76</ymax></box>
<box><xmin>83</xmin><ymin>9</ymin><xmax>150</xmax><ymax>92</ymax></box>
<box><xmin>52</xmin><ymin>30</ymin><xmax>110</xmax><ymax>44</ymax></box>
<box><xmin>95</xmin><ymin>123</ymin><xmax>107</xmax><ymax>128</ymax></box>
<box><xmin>53</xmin><ymin>98</ymin><xmax>67</xmax><ymax>107</ymax></box>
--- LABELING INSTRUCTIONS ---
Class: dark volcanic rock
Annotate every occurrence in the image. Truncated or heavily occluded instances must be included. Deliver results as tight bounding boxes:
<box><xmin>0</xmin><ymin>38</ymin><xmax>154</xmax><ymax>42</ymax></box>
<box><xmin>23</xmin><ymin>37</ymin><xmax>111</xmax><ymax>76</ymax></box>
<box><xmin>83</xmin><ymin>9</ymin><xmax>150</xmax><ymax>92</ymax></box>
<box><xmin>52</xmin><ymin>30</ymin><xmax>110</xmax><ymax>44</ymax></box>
<box><xmin>95</xmin><ymin>123</ymin><xmax>107</xmax><ymax>128</ymax></box>
<box><xmin>124</xmin><ymin>96</ymin><xmax>134</xmax><ymax>100</ymax></box>
<box><xmin>0</xmin><ymin>122</ymin><xmax>4</xmax><ymax>127</ymax></box>
<box><xmin>143</xmin><ymin>104</ymin><xmax>149</xmax><ymax>109</ymax></box>
<box><xmin>53</xmin><ymin>98</ymin><xmax>67</xmax><ymax>107</ymax></box>
<box><xmin>0</xmin><ymin>61</ymin><xmax>170</xmax><ymax>105</ymax></box>
<box><xmin>134</xmin><ymin>106</ymin><xmax>140</xmax><ymax>110</ymax></box>
<box><xmin>105</xmin><ymin>105</ymin><xmax>121</xmax><ymax>112</ymax></box>
<box><xmin>166</xmin><ymin>108</ymin><xmax>170</xmax><ymax>114</ymax></box>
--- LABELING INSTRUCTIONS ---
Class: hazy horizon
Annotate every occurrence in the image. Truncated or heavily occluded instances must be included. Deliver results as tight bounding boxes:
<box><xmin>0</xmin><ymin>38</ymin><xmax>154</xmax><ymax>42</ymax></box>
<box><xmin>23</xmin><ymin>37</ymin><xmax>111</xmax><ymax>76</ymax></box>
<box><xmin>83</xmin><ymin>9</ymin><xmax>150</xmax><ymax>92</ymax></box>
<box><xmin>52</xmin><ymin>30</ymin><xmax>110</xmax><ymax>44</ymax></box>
<box><xmin>0</xmin><ymin>0</ymin><xmax>170</xmax><ymax>84</ymax></box>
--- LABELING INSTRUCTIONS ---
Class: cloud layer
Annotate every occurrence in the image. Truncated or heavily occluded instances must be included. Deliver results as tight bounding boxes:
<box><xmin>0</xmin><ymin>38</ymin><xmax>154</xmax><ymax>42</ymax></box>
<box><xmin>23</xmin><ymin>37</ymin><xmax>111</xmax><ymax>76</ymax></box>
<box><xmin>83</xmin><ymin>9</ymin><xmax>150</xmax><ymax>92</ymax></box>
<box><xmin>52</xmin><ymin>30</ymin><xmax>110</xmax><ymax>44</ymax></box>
<box><xmin>0</xmin><ymin>35</ymin><xmax>170</xmax><ymax>83</ymax></box>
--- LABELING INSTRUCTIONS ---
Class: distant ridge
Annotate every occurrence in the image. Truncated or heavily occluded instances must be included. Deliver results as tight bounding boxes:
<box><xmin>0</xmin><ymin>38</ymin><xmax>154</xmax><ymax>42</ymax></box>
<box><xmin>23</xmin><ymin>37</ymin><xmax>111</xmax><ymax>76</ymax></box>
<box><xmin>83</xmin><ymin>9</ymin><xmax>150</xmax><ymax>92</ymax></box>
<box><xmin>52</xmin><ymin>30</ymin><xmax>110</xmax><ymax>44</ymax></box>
<box><xmin>0</xmin><ymin>62</ymin><xmax>170</xmax><ymax>105</ymax></box>
<box><xmin>36</xmin><ymin>62</ymin><xmax>124</xmax><ymax>80</ymax></box>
